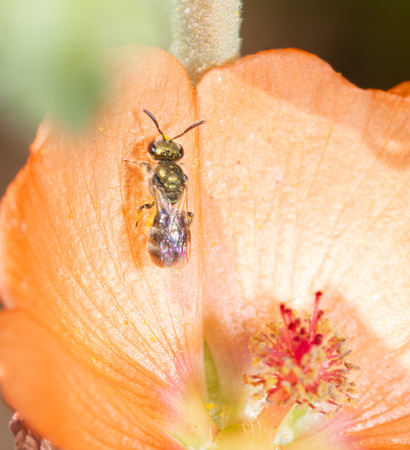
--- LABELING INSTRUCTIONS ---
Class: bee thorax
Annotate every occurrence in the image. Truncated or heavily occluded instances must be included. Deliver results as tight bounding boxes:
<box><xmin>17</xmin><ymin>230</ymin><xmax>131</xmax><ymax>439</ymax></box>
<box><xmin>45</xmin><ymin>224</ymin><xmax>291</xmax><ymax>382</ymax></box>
<box><xmin>151</xmin><ymin>162</ymin><xmax>186</xmax><ymax>204</ymax></box>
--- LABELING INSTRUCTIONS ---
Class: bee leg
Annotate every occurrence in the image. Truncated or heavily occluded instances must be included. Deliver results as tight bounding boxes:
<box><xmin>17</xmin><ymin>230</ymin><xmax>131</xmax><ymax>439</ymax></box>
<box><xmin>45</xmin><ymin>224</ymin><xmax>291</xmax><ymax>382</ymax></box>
<box><xmin>136</xmin><ymin>201</ymin><xmax>155</xmax><ymax>227</ymax></box>
<box><xmin>138</xmin><ymin>161</ymin><xmax>152</xmax><ymax>173</ymax></box>
<box><xmin>123</xmin><ymin>160</ymin><xmax>152</xmax><ymax>173</ymax></box>
<box><xmin>186</xmin><ymin>211</ymin><xmax>194</xmax><ymax>226</ymax></box>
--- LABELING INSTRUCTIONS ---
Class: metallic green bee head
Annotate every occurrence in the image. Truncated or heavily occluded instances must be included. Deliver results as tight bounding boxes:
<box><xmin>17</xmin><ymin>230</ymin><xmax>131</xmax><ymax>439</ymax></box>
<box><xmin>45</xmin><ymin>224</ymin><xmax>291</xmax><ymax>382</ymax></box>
<box><xmin>149</xmin><ymin>137</ymin><xmax>183</xmax><ymax>161</ymax></box>
<box><xmin>143</xmin><ymin>109</ymin><xmax>206</xmax><ymax>162</ymax></box>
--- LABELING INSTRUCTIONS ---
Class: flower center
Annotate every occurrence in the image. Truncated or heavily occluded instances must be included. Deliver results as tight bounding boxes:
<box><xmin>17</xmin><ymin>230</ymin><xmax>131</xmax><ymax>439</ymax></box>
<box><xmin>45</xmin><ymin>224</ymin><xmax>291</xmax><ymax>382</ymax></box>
<box><xmin>244</xmin><ymin>292</ymin><xmax>359</xmax><ymax>415</ymax></box>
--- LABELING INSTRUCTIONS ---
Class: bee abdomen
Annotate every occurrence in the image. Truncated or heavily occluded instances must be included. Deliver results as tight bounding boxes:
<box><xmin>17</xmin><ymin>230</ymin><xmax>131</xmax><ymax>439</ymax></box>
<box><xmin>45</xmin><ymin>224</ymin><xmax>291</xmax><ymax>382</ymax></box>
<box><xmin>148</xmin><ymin>213</ymin><xmax>190</xmax><ymax>269</ymax></box>
<box><xmin>147</xmin><ymin>225</ymin><xmax>162</xmax><ymax>263</ymax></box>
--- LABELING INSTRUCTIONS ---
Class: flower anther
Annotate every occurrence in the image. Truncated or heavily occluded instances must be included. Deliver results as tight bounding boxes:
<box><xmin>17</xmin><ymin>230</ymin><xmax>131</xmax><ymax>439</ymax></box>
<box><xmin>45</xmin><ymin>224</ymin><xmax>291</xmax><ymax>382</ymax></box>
<box><xmin>244</xmin><ymin>292</ymin><xmax>359</xmax><ymax>415</ymax></box>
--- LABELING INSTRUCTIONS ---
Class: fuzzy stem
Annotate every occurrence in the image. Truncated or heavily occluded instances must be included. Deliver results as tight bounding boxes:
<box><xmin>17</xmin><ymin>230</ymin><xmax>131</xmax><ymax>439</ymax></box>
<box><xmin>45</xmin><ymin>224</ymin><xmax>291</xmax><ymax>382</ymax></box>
<box><xmin>169</xmin><ymin>0</ymin><xmax>242</xmax><ymax>85</ymax></box>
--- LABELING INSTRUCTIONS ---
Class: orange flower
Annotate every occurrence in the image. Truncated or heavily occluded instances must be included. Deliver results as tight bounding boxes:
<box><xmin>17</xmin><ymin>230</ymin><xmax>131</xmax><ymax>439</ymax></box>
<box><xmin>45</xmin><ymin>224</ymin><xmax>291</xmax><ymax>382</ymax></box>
<box><xmin>1</xmin><ymin>45</ymin><xmax>410</xmax><ymax>449</ymax></box>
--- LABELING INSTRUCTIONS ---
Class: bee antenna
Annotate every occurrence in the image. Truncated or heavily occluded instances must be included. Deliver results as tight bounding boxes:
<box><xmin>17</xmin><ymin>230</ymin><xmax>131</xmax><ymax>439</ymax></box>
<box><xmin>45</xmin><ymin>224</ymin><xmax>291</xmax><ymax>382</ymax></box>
<box><xmin>171</xmin><ymin>120</ymin><xmax>206</xmax><ymax>141</ymax></box>
<box><xmin>143</xmin><ymin>109</ymin><xmax>166</xmax><ymax>139</ymax></box>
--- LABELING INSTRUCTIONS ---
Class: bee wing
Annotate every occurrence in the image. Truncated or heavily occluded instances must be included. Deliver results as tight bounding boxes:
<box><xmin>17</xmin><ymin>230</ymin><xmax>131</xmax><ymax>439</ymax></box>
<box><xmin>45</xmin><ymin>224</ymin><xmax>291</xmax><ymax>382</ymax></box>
<box><xmin>170</xmin><ymin>183</ymin><xmax>191</xmax><ymax>272</ymax></box>
<box><xmin>151</xmin><ymin>181</ymin><xmax>173</xmax><ymax>216</ymax></box>
<box><xmin>152</xmin><ymin>177</ymin><xmax>190</xmax><ymax>221</ymax></box>
<box><xmin>149</xmin><ymin>183</ymin><xmax>191</xmax><ymax>272</ymax></box>
<box><xmin>174</xmin><ymin>182</ymin><xmax>189</xmax><ymax>216</ymax></box>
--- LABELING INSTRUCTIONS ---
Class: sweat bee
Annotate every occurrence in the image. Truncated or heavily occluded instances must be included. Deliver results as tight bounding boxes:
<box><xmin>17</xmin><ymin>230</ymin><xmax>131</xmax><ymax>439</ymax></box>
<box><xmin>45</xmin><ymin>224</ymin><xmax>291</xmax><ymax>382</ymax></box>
<box><xmin>124</xmin><ymin>109</ymin><xmax>205</xmax><ymax>271</ymax></box>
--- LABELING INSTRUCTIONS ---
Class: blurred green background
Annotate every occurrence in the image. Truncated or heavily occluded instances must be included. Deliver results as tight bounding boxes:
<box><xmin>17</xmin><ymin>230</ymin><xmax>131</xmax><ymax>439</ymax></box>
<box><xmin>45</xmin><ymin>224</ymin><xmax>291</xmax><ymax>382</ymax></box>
<box><xmin>0</xmin><ymin>0</ymin><xmax>409</xmax><ymax>448</ymax></box>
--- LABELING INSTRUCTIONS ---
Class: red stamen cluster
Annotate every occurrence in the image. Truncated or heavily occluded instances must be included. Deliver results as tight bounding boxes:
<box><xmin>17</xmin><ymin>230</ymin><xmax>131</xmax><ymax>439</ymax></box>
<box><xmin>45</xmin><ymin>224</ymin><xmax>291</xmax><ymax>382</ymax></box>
<box><xmin>244</xmin><ymin>292</ymin><xmax>359</xmax><ymax>414</ymax></box>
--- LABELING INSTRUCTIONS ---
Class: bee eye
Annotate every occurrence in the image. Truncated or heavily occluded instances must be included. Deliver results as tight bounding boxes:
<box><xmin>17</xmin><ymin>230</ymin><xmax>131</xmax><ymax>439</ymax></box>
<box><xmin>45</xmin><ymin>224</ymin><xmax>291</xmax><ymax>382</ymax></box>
<box><xmin>148</xmin><ymin>141</ymin><xmax>156</xmax><ymax>156</ymax></box>
<box><xmin>178</xmin><ymin>146</ymin><xmax>184</xmax><ymax>159</ymax></box>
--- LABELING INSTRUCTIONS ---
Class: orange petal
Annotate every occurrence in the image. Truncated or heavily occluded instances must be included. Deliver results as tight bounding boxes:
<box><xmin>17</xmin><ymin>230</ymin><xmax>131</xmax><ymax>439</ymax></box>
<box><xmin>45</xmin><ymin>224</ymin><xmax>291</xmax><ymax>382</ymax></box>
<box><xmin>348</xmin><ymin>415</ymin><xmax>410</xmax><ymax>449</ymax></box>
<box><xmin>0</xmin><ymin>45</ymin><xmax>209</xmax><ymax>446</ymax></box>
<box><xmin>0</xmin><ymin>311</ymin><xmax>181</xmax><ymax>448</ymax></box>
<box><xmin>196</xmin><ymin>49</ymin><xmax>410</xmax><ymax>439</ymax></box>
<box><xmin>388</xmin><ymin>81</ymin><xmax>410</xmax><ymax>98</ymax></box>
